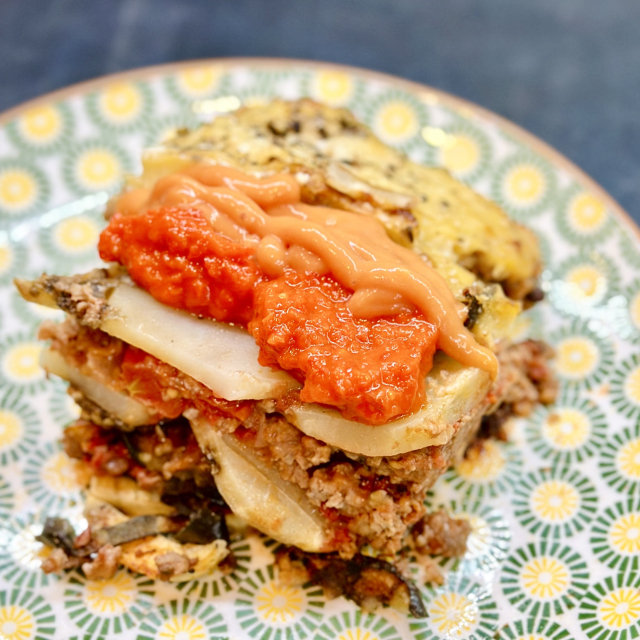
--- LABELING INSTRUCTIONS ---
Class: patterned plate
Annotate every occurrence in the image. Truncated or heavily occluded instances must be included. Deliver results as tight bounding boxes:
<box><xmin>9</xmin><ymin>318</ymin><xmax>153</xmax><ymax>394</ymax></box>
<box><xmin>1</xmin><ymin>59</ymin><xmax>639</xmax><ymax>640</ymax></box>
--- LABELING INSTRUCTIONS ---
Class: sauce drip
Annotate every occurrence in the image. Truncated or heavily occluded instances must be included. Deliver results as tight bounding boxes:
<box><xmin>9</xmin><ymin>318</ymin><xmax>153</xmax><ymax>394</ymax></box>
<box><xmin>113</xmin><ymin>164</ymin><xmax>497</xmax><ymax>378</ymax></box>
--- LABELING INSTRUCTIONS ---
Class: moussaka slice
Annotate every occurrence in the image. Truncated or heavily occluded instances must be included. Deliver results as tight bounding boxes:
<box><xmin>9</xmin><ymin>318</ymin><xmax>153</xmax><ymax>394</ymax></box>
<box><xmin>16</xmin><ymin>99</ymin><xmax>556</xmax><ymax>614</ymax></box>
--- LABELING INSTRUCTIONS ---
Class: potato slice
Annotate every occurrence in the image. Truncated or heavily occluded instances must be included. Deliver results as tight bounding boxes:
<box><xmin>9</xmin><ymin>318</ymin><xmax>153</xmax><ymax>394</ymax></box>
<box><xmin>88</xmin><ymin>476</ymin><xmax>176</xmax><ymax>517</ymax></box>
<box><xmin>16</xmin><ymin>274</ymin><xmax>299</xmax><ymax>401</ymax></box>
<box><xmin>287</xmin><ymin>355</ymin><xmax>492</xmax><ymax>456</ymax></box>
<box><xmin>188</xmin><ymin>411</ymin><xmax>330</xmax><ymax>552</ymax></box>
<box><xmin>41</xmin><ymin>348</ymin><xmax>153</xmax><ymax>427</ymax></box>
<box><xmin>102</xmin><ymin>285</ymin><xmax>299</xmax><ymax>401</ymax></box>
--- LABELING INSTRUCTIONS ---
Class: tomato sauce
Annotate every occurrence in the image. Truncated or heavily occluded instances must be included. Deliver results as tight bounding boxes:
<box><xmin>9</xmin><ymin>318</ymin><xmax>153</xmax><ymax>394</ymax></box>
<box><xmin>249</xmin><ymin>271</ymin><xmax>437</xmax><ymax>424</ymax></box>
<box><xmin>99</xmin><ymin>206</ymin><xmax>440</xmax><ymax>425</ymax></box>
<box><xmin>100</xmin><ymin>208</ymin><xmax>265</xmax><ymax>325</ymax></box>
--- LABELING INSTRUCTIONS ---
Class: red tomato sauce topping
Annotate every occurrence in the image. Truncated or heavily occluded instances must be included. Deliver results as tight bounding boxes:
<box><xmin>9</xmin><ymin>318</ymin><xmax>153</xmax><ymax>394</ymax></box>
<box><xmin>99</xmin><ymin>207</ymin><xmax>439</xmax><ymax>424</ymax></box>
<box><xmin>100</xmin><ymin>207</ymin><xmax>265</xmax><ymax>325</ymax></box>
<box><xmin>249</xmin><ymin>271</ymin><xmax>437</xmax><ymax>423</ymax></box>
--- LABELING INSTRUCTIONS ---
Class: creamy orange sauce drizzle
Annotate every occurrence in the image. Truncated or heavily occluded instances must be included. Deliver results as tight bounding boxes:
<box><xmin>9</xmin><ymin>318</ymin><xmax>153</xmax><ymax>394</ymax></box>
<box><xmin>117</xmin><ymin>164</ymin><xmax>498</xmax><ymax>377</ymax></box>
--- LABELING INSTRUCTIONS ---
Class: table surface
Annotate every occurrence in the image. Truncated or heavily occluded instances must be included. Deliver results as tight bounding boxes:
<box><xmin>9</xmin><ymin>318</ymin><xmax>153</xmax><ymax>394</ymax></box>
<box><xmin>1</xmin><ymin>0</ymin><xmax>638</xmax><ymax>224</ymax></box>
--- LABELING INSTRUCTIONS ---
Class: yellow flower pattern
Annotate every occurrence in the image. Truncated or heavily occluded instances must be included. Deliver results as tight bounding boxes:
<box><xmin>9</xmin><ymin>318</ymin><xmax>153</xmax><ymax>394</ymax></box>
<box><xmin>598</xmin><ymin>587</ymin><xmax>640</xmax><ymax>629</ymax></box>
<box><xmin>429</xmin><ymin>591</ymin><xmax>478</xmax><ymax>637</ymax></box>
<box><xmin>0</xmin><ymin>410</ymin><xmax>21</xmax><ymax>450</ymax></box>
<box><xmin>623</xmin><ymin>366</ymin><xmax>640</xmax><ymax>405</ymax></box>
<box><xmin>19</xmin><ymin>105</ymin><xmax>61</xmax><ymax>142</ymax></box>
<box><xmin>256</xmin><ymin>581</ymin><xmax>303</xmax><ymax>624</ymax></box>
<box><xmin>609</xmin><ymin>513</ymin><xmax>640</xmax><ymax>554</ymax></box>
<box><xmin>374</xmin><ymin>101</ymin><xmax>418</xmax><ymax>144</ymax></box>
<box><xmin>99</xmin><ymin>84</ymin><xmax>142</xmax><ymax>122</ymax></box>
<box><xmin>312</xmin><ymin>71</ymin><xmax>353</xmax><ymax>106</ymax></box>
<box><xmin>158</xmin><ymin>614</ymin><xmax>206</xmax><ymax>640</ymax></box>
<box><xmin>338</xmin><ymin>630</ymin><xmax>379</xmax><ymax>640</ymax></box>
<box><xmin>2</xmin><ymin>342</ymin><xmax>43</xmax><ymax>383</ymax></box>
<box><xmin>0</xmin><ymin>245</ymin><xmax>11</xmax><ymax>273</ymax></box>
<box><xmin>0</xmin><ymin>605</ymin><xmax>34</xmax><ymax>640</ymax></box>
<box><xmin>617</xmin><ymin>438</ymin><xmax>640</xmax><ymax>479</ymax></box>
<box><xmin>569</xmin><ymin>192</ymin><xmax>607</xmax><ymax>231</ymax></box>
<box><xmin>53</xmin><ymin>216</ymin><xmax>100</xmax><ymax>252</ymax></box>
<box><xmin>555</xmin><ymin>337</ymin><xmax>598</xmax><ymax>379</ymax></box>
<box><xmin>177</xmin><ymin>67</ymin><xmax>222</xmax><ymax>97</ymax></box>
<box><xmin>0</xmin><ymin>170</ymin><xmax>36</xmax><ymax>211</ymax></box>
<box><xmin>77</xmin><ymin>149</ymin><xmax>120</xmax><ymax>189</ymax></box>
<box><xmin>565</xmin><ymin>265</ymin><xmax>606</xmax><ymax>301</ymax></box>
<box><xmin>542</xmin><ymin>409</ymin><xmax>590</xmax><ymax>449</ymax></box>
<box><xmin>456</xmin><ymin>440</ymin><xmax>505</xmax><ymax>482</ymax></box>
<box><xmin>531</xmin><ymin>481</ymin><xmax>579</xmax><ymax>522</ymax></box>
<box><xmin>505</xmin><ymin>165</ymin><xmax>545</xmax><ymax>205</ymax></box>
<box><xmin>84</xmin><ymin>571</ymin><xmax>137</xmax><ymax>615</ymax></box>
<box><xmin>520</xmin><ymin>557</ymin><xmax>569</xmax><ymax>599</ymax></box>
<box><xmin>41</xmin><ymin>451</ymin><xmax>91</xmax><ymax>494</ymax></box>
<box><xmin>442</xmin><ymin>134</ymin><xmax>480</xmax><ymax>174</ymax></box>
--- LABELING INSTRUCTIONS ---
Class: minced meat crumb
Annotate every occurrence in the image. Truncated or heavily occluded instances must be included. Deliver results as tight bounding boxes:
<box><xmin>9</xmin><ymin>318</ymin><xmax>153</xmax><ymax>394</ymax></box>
<box><xmin>82</xmin><ymin>544</ymin><xmax>122</xmax><ymax>580</ymax></box>
<box><xmin>411</xmin><ymin>509</ymin><xmax>472</xmax><ymax>557</ymax></box>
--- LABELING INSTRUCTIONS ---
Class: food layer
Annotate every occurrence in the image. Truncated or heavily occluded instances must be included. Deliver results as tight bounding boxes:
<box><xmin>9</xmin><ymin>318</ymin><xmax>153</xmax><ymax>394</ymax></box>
<box><xmin>26</xmin><ymin>294</ymin><xmax>554</xmax><ymax>560</ymax></box>
<box><xmin>16</xmin><ymin>99</ymin><xmax>557</xmax><ymax>614</ymax></box>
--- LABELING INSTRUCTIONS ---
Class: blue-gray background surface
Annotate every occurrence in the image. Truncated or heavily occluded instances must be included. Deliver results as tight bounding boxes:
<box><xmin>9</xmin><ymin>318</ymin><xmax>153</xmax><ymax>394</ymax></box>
<box><xmin>1</xmin><ymin>0</ymin><xmax>638</xmax><ymax>222</ymax></box>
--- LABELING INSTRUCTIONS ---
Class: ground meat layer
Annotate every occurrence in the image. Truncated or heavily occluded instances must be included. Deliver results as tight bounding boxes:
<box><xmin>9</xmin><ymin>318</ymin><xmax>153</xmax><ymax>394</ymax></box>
<box><xmin>62</xmin><ymin>418</ymin><xmax>226</xmax><ymax>513</ymax></box>
<box><xmin>45</xmin><ymin>310</ymin><xmax>556</xmax><ymax>559</ymax></box>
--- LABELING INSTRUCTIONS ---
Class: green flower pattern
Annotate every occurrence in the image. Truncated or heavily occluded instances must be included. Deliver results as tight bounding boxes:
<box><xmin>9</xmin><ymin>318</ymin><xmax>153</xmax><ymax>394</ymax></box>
<box><xmin>0</xmin><ymin>394</ymin><xmax>41</xmax><ymax>465</ymax></box>
<box><xmin>590</xmin><ymin>497</ymin><xmax>640</xmax><ymax>574</ymax></box>
<box><xmin>549</xmin><ymin>318</ymin><xmax>615</xmax><ymax>391</ymax></box>
<box><xmin>0</xmin><ymin>514</ymin><xmax>58</xmax><ymax>589</ymax></box>
<box><xmin>85</xmin><ymin>81</ymin><xmax>155</xmax><ymax>133</ymax></box>
<box><xmin>431</xmin><ymin>116</ymin><xmax>493</xmax><ymax>184</ymax></box>
<box><xmin>61</xmin><ymin>138</ymin><xmax>134</xmax><ymax>197</ymax></box>
<box><xmin>549</xmin><ymin>250</ymin><xmax>621</xmax><ymax>318</ymax></box>
<box><xmin>63</xmin><ymin>569</ymin><xmax>154</xmax><ymax>638</ymax></box>
<box><xmin>491</xmin><ymin>148</ymin><xmax>557</xmax><ymax>220</ymax></box>
<box><xmin>316</xmin><ymin>610</ymin><xmax>403</xmax><ymax>640</ymax></box>
<box><xmin>136</xmin><ymin>598</ymin><xmax>228</xmax><ymax>640</ymax></box>
<box><xmin>579</xmin><ymin>573</ymin><xmax>640</xmax><ymax>640</ymax></box>
<box><xmin>556</xmin><ymin>182</ymin><xmax>614</xmax><ymax>246</ymax></box>
<box><xmin>524</xmin><ymin>390</ymin><xmax>608</xmax><ymax>465</ymax></box>
<box><xmin>0</xmin><ymin>588</ymin><xmax>56</xmax><ymax>639</ymax></box>
<box><xmin>500</xmin><ymin>541</ymin><xmax>589</xmax><ymax>617</ymax></box>
<box><xmin>512</xmin><ymin>466</ymin><xmax>599</xmax><ymax>538</ymax></box>
<box><xmin>496</xmin><ymin>617</ymin><xmax>572</xmax><ymax>640</ymax></box>
<box><xmin>0</xmin><ymin>473</ymin><xmax>14</xmax><ymax>517</ymax></box>
<box><xmin>598</xmin><ymin>423</ymin><xmax>640</xmax><ymax>494</ymax></box>
<box><xmin>443</xmin><ymin>440</ymin><xmax>523</xmax><ymax>500</ymax></box>
<box><xmin>0</xmin><ymin>159</ymin><xmax>51</xmax><ymax>221</ymax></box>
<box><xmin>410</xmin><ymin>573</ymin><xmax>499</xmax><ymax>640</ymax></box>
<box><xmin>234</xmin><ymin>564</ymin><xmax>324</xmax><ymax>639</ymax></box>
<box><xmin>0</xmin><ymin>61</ymin><xmax>638</xmax><ymax>638</ymax></box>
<box><xmin>5</xmin><ymin>101</ymin><xmax>74</xmax><ymax>155</ymax></box>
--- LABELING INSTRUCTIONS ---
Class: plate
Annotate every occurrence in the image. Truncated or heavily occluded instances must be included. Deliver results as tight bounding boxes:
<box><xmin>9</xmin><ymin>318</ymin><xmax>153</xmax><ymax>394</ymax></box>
<box><xmin>1</xmin><ymin>59</ymin><xmax>639</xmax><ymax>640</ymax></box>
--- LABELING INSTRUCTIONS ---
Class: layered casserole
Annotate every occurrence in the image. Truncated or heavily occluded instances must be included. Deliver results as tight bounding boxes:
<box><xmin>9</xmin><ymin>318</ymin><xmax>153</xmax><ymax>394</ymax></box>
<box><xmin>16</xmin><ymin>99</ymin><xmax>556</xmax><ymax>614</ymax></box>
